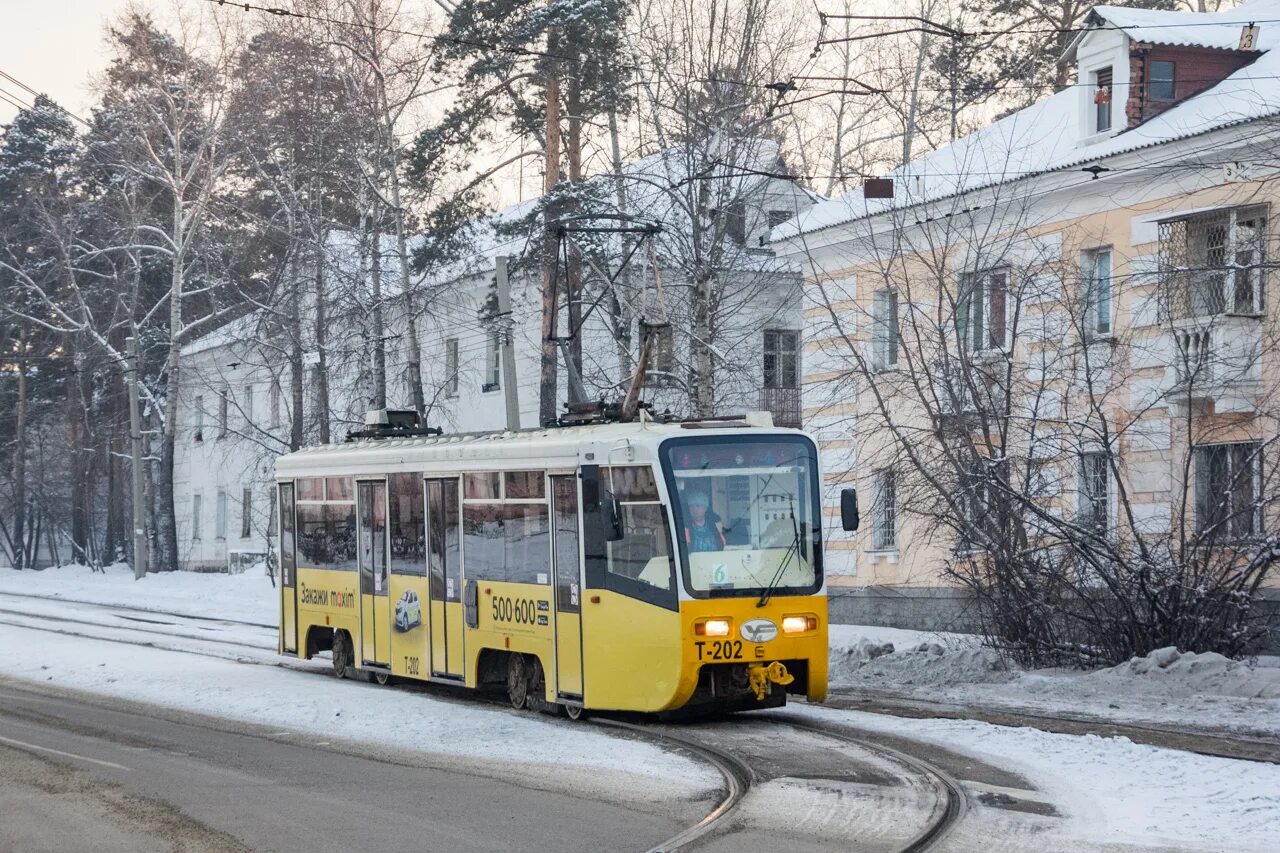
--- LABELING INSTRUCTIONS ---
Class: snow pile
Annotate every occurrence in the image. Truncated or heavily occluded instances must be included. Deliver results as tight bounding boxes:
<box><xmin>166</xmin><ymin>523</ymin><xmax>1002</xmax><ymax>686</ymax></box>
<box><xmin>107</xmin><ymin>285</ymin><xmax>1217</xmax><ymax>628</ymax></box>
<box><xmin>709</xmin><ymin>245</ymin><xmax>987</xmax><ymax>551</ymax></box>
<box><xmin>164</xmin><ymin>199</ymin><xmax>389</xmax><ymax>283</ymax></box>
<box><xmin>1086</xmin><ymin>647</ymin><xmax>1280</xmax><ymax>700</ymax></box>
<box><xmin>831</xmin><ymin>637</ymin><xmax>1018</xmax><ymax>688</ymax></box>
<box><xmin>827</xmin><ymin>624</ymin><xmax>1280</xmax><ymax>737</ymax></box>
<box><xmin>0</xmin><ymin>563</ymin><xmax>277</xmax><ymax>625</ymax></box>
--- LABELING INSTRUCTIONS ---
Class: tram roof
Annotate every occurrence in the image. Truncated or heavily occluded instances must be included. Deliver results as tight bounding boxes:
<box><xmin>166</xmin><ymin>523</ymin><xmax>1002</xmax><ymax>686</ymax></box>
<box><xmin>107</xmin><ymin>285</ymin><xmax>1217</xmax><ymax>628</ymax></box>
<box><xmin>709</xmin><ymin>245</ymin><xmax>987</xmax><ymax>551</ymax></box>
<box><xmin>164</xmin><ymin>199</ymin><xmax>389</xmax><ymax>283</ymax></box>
<box><xmin>275</xmin><ymin>419</ymin><xmax>807</xmax><ymax>479</ymax></box>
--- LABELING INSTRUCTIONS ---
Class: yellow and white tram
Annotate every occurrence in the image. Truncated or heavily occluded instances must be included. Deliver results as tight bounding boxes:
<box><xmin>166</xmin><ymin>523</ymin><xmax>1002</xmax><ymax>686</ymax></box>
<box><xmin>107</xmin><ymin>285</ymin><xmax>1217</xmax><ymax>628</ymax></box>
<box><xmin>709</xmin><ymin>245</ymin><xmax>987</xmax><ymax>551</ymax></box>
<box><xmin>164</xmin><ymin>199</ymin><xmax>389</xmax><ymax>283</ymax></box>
<box><xmin>275</xmin><ymin>414</ymin><xmax>839</xmax><ymax>715</ymax></box>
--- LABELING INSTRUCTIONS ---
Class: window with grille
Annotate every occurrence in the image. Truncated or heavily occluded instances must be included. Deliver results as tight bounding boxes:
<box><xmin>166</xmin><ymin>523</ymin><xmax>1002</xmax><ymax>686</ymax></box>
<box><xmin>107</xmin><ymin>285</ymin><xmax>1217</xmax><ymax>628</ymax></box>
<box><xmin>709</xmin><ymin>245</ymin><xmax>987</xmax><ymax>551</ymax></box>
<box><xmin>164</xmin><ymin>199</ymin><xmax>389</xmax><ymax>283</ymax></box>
<box><xmin>1083</xmin><ymin>248</ymin><xmax>1113</xmax><ymax>336</ymax></box>
<box><xmin>1079</xmin><ymin>451</ymin><xmax>1110</xmax><ymax>534</ymax></box>
<box><xmin>218</xmin><ymin>390</ymin><xmax>229</xmax><ymax>438</ymax></box>
<box><xmin>645</xmin><ymin>327</ymin><xmax>676</xmax><ymax>387</ymax></box>
<box><xmin>871</xmin><ymin>289</ymin><xmax>900</xmax><ymax>370</ymax></box>
<box><xmin>871</xmin><ymin>468</ymin><xmax>897</xmax><ymax>550</ymax></box>
<box><xmin>958</xmin><ymin>269</ymin><xmax>1008</xmax><ymax>351</ymax></box>
<box><xmin>1195</xmin><ymin>442</ymin><xmax>1261</xmax><ymax>539</ymax></box>
<box><xmin>1158</xmin><ymin>207</ymin><xmax>1267</xmax><ymax>318</ymax></box>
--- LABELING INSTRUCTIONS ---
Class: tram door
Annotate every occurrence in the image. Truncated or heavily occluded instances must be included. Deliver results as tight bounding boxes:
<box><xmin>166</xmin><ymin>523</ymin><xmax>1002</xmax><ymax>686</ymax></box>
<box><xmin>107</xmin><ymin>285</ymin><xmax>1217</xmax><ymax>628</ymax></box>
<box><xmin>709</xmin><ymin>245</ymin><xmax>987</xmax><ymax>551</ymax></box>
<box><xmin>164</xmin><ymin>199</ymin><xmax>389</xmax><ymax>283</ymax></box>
<box><xmin>278</xmin><ymin>483</ymin><xmax>298</xmax><ymax>654</ymax></box>
<box><xmin>357</xmin><ymin>480</ymin><xmax>390</xmax><ymax>666</ymax></box>
<box><xmin>426</xmin><ymin>478</ymin><xmax>463</xmax><ymax>678</ymax></box>
<box><xmin>551</xmin><ymin>476</ymin><xmax>584</xmax><ymax>697</ymax></box>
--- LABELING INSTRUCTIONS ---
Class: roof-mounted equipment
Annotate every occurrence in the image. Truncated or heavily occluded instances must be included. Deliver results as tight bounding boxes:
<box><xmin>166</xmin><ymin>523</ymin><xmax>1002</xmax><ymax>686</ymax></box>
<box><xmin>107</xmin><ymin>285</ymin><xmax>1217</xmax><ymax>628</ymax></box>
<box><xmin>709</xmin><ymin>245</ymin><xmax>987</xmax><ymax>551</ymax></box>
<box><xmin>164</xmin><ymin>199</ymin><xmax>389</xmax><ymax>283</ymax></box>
<box><xmin>346</xmin><ymin>409</ymin><xmax>444</xmax><ymax>441</ymax></box>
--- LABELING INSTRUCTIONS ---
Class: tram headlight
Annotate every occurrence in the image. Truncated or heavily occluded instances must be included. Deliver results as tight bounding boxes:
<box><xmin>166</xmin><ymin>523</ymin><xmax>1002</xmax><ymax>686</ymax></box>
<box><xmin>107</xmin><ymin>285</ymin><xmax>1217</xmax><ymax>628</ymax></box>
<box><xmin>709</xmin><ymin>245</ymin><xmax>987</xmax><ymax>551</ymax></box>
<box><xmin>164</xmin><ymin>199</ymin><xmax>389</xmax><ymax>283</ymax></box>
<box><xmin>782</xmin><ymin>615</ymin><xmax>818</xmax><ymax>634</ymax></box>
<box><xmin>695</xmin><ymin>618</ymin><xmax>732</xmax><ymax>637</ymax></box>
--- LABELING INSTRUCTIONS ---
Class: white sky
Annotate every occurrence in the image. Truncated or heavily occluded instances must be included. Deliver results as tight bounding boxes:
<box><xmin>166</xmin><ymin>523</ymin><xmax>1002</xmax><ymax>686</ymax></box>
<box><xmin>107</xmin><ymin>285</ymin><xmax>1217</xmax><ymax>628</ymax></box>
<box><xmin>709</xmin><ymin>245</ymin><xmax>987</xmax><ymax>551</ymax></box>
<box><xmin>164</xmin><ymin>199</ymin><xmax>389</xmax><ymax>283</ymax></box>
<box><xmin>0</xmin><ymin>0</ymin><xmax>138</xmax><ymax>123</ymax></box>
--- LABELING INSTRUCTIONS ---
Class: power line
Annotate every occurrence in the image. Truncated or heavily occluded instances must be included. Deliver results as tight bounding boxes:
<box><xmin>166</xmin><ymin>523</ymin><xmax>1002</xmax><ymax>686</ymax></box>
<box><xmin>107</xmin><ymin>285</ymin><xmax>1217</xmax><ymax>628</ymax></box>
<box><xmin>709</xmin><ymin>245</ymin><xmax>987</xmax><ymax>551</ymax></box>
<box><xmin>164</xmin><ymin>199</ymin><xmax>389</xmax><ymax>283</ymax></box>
<box><xmin>814</xmin><ymin>10</ymin><xmax>1280</xmax><ymax>41</ymax></box>
<box><xmin>205</xmin><ymin>0</ymin><xmax>576</xmax><ymax>63</ymax></box>
<box><xmin>0</xmin><ymin>68</ymin><xmax>92</xmax><ymax>127</ymax></box>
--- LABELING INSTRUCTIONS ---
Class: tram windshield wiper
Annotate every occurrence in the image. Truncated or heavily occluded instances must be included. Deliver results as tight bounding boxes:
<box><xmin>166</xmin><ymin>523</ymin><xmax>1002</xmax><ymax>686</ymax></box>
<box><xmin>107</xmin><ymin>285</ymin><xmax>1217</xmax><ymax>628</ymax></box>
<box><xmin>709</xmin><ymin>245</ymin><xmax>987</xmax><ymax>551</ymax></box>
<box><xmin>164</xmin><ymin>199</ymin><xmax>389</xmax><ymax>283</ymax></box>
<box><xmin>756</xmin><ymin>497</ymin><xmax>800</xmax><ymax>608</ymax></box>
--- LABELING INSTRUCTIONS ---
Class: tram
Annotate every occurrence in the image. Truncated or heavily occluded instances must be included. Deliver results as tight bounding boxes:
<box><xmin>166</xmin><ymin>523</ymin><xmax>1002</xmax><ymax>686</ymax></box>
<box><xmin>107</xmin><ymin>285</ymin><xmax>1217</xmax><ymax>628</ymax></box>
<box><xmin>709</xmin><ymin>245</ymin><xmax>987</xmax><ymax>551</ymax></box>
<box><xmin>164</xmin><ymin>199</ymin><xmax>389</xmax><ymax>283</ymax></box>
<box><xmin>274</xmin><ymin>411</ymin><xmax>846</xmax><ymax>716</ymax></box>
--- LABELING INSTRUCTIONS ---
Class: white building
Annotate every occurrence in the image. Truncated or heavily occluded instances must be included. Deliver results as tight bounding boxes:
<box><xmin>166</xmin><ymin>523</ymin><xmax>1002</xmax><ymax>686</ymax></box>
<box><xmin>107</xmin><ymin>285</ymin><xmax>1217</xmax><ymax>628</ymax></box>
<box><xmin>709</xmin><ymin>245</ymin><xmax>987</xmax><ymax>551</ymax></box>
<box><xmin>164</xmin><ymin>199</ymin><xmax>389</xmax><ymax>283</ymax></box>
<box><xmin>174</xmin><ymin>142</ymin><xmax>818</xmax><ymax>570</ymax></box>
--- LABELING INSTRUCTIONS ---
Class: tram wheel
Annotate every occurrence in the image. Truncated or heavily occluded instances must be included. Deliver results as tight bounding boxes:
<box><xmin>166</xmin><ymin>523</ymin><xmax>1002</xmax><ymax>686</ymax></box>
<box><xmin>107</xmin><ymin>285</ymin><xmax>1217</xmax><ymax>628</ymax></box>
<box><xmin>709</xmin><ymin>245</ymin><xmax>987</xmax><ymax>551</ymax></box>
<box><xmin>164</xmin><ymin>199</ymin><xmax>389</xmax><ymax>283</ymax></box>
<box><xmin>506</xmin><ymin>654</ymin><xmax>529</xmax><ymax>709</ymax></box>
<box><xmin>563</xmin><ymin>703</ymin><xmax>585</xmax><ymax>721</ymax></box>
<box><xmin>374</xmin><ymin>671</ymin><xmax>391</xmax><ymax>686</ymax></box>
<box><xmin>526</xmin><ymin>657</ymin><xmax>546</xmax><ymax>712</ymax></box>
<box><xmin>332</xmin><ymin>631</ymin><xmax>353</xmax><ymax>679</ymax></box>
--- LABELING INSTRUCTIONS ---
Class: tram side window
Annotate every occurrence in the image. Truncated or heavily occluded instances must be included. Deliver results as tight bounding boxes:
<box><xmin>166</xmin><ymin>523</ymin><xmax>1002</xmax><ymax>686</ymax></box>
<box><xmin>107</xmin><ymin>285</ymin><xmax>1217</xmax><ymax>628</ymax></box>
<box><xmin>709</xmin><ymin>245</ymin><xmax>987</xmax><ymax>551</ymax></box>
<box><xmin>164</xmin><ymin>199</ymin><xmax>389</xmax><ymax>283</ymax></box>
<box><xmin>389</xmin><ymin>473</ymin><xmax>426</xmax><ymax>575</ymax></box>
<box><xmin>427</xmin><ymin>479</ymin><xmax>461</xmax><ymax>601</ymax></box>
<box><xmin>296</xmin><ymin>501</ymin><xmax>357</xmax><ymax>570</ymax></box>
<box><xmin>462</xmin><ymin>503</ymin><xmax>551</xmax><ymax>585</ymax></box>
<box><xmin>584</xmin><ymin>465</ymin><xmax>675</xmax><ymax>608</ymax></box>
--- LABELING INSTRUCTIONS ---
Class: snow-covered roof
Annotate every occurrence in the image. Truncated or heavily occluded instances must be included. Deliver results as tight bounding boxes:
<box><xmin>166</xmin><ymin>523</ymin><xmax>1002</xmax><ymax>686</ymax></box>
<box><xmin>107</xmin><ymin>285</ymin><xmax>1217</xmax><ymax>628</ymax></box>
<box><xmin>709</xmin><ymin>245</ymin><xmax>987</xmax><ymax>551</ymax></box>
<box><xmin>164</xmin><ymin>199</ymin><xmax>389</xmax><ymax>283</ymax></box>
<box><xmin>1072</xmin><ymin>3</ymin><xmax>1272</xmax><ymax>53</ymax></box>
<box><xmin>179</xmin><ymin>311</ymin><xmax>262</xmax><ymax>357</ymax></box>
<box><xmin>775</xmin><ymin>0</ymin><xmax>1280</xmax><ymax>241</ymax></box>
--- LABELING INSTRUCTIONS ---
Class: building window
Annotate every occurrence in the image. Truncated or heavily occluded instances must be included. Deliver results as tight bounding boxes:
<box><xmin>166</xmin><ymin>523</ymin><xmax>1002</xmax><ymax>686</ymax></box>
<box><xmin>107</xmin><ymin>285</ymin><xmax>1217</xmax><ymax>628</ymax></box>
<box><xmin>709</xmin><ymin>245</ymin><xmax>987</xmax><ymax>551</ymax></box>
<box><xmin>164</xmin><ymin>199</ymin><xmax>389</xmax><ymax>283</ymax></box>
<box><xmin>1149</xmin><ymin>60</ymin><xmax>1175</xmax><ymax>101</ymax></box>
<box><xmin>767</xmin><ymin>209</ymin><xmax>791</xmax><ymax>230</ymax></box>
<box><xmin>725</xmin><ymin>200</ymin><xmax>747</xmax><ymax>245</ymax></box>
<box><xmin>1083</xmin><ymin>248</ymin><xmax>1113</xmax><ymax>336</ymax></box>
<box><xmin>217</xmin><ymin>390</ymin><xmax>229</xmax><ymax>438</ymax></box>
<box><xmin>483</xmin><ymin>332</ymin><xmax>501</xmax><ymax>392</ymax></box>
<box><xmin>871</xmin><ymin>468</ymin><xmax>897</xmax><ymax>550</ymax></box>
<box><xmin>445</xmin><ymin>338</ymin><xmax>460</xmax><ymax>397</ymax></box>
<box><xmin>957</xmin><ymin>467</ymin><xmax>987</xmax><ymax>552</ymax></box>
<box><xmin>958</xmin><ymin>269</ymin><xmax>1008</xmax><ymax>351</ymax></box>
<box><xmin>1079</xmin><ymin>451</ymin><xmax>1110</xmax><ymax>534</ymax></box>
<box><xmin>215</xmin><ymin>489</ymin><xmax>227</xmax><ymax>540</ymax></box>
<box><xmin>1195</xmin><ymin>442</ymin><xmax>1261</xmax><ymax>540</ymax></box>
<box><xmin>1158</xmin><ymin>206</ymin><xmax>1266</xmax><ymax>318</ymax></box>
<box><xmin>194</xmin><ymin>396</ymin><xmax>204</xmax><ymax>443</ymax></box>
<box><xmin>761</xmin><ymin>330</ymin><xmax>800</xmax><ymax>428</ymax></box>
<box><xmin>192</xmin><ymin>494</ymin><xmax>202</xmax><ymax>541</ymax></box>
<box><xmin>763</xmin><ymin>330</ymin><xmax>799</xmax><ymax>389</ymax></box>
<box><xmin>241</xmin><ymin>487</ymin><xmax>253</xmax><ymax>539</ymax></box>
<box><xmin>243</xmin><ymin>384</ymin><xmax>254</xmax><ymax>424</ymax></box>
<box><xmin>645</xmin><ymin>326</ymin><xmax>676</xmax><ymax>387</ymax></box>
<box><xmin>269</xmin><ymin>381</ymin><xmax>281</xmax><ymax>428</ymax></box>
<box><xmin>871</xmin><ymin>289</ymin><xmax>900</xmax><ymax>370</ymax></box>
<box><xmin>1093</xmin><ymin>67</ymin><xmax>1113</xmax><ymax>132</ymax></box>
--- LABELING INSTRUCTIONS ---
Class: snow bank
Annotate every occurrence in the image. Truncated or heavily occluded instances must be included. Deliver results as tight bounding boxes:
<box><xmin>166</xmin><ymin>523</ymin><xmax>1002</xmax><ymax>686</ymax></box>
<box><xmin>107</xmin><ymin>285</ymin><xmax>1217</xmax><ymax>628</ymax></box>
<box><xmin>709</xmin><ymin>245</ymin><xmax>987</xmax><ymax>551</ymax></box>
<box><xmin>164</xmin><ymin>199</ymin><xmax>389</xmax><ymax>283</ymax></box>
<box><xmin>0</xmin><ymin>563</ymin><xmax>277</xmax><ymax>625</ymax></box>
<box><xmin>828</xmin><ymin>625</ymin><xmax>1280</xmax><ymax>737</ymax></box>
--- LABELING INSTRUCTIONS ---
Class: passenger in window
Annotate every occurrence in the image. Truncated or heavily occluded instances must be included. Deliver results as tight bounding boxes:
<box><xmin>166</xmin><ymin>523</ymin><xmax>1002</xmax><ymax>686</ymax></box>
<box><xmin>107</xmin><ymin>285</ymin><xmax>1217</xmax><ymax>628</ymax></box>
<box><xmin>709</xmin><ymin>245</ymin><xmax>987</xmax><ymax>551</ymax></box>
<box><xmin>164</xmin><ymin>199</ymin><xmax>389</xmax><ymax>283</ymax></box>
<box><xmin>684</xmin><ymin>491</ymin><xmax>726</xmax><ymax>552</ymax></box>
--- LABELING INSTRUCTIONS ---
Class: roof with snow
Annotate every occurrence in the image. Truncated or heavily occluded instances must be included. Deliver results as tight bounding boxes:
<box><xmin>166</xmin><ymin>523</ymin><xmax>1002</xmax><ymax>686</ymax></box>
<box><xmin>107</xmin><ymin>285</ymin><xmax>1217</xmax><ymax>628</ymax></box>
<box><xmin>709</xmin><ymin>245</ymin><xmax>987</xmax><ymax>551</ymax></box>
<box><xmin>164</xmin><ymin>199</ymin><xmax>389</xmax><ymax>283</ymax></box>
<box><xmin>774</xmin><ymin>0</ymin><xmax>1280</xmax><ymax>241</ymax></box>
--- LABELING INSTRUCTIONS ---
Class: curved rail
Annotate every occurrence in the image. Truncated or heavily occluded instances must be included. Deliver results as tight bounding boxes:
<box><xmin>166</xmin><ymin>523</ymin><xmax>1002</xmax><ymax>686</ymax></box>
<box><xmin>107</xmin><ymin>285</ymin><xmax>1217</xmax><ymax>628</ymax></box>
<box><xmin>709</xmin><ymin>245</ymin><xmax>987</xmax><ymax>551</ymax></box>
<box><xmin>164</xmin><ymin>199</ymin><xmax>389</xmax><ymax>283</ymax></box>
<box><xmin>591</xmin><ymin>718</ymin><xmax>753</xmax><ymax>853</ymax></box>
<box><xmin>768</xmin><ymin>715</ymin><xmax>966</xmax><ymax>852</ymax></box>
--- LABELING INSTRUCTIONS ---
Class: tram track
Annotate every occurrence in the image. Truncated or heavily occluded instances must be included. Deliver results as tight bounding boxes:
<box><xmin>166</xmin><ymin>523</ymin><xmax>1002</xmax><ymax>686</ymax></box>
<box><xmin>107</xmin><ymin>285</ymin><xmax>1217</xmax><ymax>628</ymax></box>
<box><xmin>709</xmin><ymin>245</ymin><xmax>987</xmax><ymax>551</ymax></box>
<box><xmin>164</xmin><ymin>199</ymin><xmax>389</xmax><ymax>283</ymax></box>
<box><xmin>0</xmin><ymin>589</ymin><xmax>275</xmax><ymax>630</ymax></box>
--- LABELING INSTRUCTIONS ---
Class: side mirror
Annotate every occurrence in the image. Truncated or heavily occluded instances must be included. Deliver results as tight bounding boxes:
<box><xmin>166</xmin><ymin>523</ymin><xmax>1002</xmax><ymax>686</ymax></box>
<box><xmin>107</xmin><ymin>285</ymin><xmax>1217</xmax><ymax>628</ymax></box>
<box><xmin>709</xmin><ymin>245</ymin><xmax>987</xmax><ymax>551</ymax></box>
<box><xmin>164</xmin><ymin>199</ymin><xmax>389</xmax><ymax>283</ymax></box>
<box><xmin>840</xmin><ymin>488</ymin><xmax>860</xmax><ymax>531</ymax></box>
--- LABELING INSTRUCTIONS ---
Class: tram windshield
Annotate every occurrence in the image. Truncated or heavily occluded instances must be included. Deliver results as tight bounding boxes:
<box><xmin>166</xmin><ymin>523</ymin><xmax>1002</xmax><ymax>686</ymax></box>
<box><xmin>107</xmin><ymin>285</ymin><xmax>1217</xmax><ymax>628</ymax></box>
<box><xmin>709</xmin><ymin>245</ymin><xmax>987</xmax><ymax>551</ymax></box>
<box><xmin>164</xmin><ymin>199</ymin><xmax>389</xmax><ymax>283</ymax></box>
<box><xmin>662</xmin><ymin>436</ymin><xmax>822</xmax><ymax>598</ymax></box>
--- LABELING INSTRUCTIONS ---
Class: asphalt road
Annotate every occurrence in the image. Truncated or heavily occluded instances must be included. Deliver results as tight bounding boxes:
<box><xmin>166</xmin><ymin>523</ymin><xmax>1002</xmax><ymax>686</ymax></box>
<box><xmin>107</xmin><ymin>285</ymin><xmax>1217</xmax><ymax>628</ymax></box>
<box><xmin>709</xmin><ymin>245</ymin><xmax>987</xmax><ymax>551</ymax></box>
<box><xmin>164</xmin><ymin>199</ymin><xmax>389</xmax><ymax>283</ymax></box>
<box><xmin>0</xmin><ymin>683</ymin><xmax>688</xmax><ymax>853</ymax></box>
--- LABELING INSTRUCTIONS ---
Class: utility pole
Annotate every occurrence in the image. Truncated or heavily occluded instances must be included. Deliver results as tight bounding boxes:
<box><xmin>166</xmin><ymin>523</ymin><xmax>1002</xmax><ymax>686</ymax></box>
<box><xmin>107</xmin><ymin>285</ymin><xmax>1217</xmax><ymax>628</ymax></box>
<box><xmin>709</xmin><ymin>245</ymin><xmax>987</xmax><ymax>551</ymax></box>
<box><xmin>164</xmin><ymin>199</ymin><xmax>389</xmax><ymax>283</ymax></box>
<box><xmin>495</xmin><ymin>256</ymin><xmax>522</xmax><ymax>431</ymax></box>
<box><xmin>126</xmin><ymin>335</ymin><xmax>148</xmax><ymax>580</ymax></box>
<box><xmin>539</xmin><ymin>44</ymin><xmax>563</xmax><ymax>427</ymax></box>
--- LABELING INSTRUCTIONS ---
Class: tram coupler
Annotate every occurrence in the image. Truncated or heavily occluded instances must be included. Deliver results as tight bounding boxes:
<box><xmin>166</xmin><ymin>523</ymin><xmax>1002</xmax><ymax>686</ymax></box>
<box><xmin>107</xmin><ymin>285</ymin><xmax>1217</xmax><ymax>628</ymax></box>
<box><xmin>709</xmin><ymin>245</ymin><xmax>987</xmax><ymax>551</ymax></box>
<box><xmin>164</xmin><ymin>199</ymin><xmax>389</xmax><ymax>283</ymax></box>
<box><xmin>747</xmin><ymin>661</ymin><xmax>794</xmax><ymax>700</ymax></box>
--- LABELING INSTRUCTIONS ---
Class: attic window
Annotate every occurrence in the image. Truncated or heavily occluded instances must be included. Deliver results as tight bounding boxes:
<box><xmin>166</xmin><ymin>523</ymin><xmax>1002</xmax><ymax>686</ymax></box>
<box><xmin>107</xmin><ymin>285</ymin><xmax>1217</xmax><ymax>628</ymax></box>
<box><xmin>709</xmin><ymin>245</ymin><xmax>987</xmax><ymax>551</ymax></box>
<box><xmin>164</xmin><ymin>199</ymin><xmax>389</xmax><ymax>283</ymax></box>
<box><xmin>1149</xmin><ymin>60</ymin><xmax>1175</xmax><ymax>101</ymax></box>
<box><xmin>1093</xmin><ymin>67</ymin><xmax>1113</xmax><ymax>133</ymax></box>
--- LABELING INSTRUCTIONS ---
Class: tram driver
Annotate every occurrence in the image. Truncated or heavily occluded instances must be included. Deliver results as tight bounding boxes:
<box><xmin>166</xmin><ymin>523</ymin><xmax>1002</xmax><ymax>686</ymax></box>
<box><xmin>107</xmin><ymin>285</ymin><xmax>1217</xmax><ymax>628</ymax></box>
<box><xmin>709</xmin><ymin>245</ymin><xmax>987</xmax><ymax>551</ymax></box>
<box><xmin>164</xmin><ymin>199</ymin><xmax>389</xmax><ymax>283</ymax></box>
<box><xmin>684</xmin><ymin>490</ymin><xmax>726</xmax><ymax>552</ymax></box>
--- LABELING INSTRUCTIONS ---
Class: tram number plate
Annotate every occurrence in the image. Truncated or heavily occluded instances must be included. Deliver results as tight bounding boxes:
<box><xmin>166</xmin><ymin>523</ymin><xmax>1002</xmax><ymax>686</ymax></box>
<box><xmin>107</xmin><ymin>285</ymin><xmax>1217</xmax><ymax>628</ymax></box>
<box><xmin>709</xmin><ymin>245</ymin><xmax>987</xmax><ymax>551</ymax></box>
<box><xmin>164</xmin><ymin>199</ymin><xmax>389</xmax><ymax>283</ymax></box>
<box><xmin>403</xmin><ymin>655</ymin><xmax>421</xmax><ymax>676</ymax></box>
<box><xmin>695</xmin><ymin>640</ymin><xmax>744</xmax><ymax>661</ymax></box>
<box><xmin>492</xmin><ymin>595</ymin><xmax>539</xmax><ymax>626</ymax></box>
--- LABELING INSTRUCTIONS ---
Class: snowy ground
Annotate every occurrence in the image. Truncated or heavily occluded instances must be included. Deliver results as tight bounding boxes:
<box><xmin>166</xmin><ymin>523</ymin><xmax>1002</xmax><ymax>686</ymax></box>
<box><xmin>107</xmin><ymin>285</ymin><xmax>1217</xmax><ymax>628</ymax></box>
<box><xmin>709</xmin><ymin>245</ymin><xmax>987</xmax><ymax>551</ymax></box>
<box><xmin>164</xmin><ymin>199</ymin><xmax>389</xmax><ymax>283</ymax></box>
<box><xmin>3</xmin><ymin>565</ymin><xmax>1279</xmax><ymax>852</ymax></box>
<box><xmin>829</xmin><ymin>623</ymin><xmax>1280</xmax><ymax>739</ymax></box>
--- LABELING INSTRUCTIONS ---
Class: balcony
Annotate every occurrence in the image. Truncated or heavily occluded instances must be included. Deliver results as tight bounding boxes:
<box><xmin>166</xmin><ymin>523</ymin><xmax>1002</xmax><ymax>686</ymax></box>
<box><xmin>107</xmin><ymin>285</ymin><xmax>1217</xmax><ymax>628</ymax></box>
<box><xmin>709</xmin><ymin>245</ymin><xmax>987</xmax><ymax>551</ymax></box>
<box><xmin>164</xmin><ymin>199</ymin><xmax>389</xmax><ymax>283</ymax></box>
<box><xmin>760</xmin><ymin>386</ymin><xmax>801</xmax><ymax>428</ymax></box>
<box><xmin>1167</xmin><ymin>317</ymin><xmax>1261</xmax><ymax>414</ymax></box>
